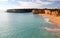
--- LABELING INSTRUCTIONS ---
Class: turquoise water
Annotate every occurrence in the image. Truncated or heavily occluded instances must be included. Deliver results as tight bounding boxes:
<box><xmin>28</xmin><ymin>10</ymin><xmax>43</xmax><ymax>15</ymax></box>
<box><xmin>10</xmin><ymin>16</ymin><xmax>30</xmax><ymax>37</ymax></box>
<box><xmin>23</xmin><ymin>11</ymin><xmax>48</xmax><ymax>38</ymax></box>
<box><xmin>0</xmin><ymin>11</ymin><xmax>60</xmax><ymax>38</ymax></box>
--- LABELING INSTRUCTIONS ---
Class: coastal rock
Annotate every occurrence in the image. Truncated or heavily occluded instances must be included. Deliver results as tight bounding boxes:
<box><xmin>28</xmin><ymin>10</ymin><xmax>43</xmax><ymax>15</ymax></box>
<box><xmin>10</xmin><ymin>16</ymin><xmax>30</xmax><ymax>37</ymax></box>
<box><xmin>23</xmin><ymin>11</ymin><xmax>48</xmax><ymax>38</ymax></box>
<box><xmin>32</xmin><ymin>10</ymin><xmax>39</xmax><ymax>14</ymax></box>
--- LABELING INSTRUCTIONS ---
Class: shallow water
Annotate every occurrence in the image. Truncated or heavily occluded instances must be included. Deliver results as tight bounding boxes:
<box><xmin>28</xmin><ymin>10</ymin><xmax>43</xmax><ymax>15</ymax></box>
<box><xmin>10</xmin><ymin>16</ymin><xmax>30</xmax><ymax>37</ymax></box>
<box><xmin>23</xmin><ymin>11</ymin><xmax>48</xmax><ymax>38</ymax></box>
<box><xmin>0</xmin><ymin>11</ymin><xmax>60</xmax><ymax>38</ymax></box>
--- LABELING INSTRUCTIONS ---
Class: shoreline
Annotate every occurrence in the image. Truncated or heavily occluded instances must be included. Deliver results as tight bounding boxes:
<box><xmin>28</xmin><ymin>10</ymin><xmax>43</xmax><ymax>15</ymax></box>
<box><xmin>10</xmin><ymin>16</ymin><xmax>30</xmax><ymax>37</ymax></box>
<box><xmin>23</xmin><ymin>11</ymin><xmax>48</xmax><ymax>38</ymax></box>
<box><xmin>43</xmin><ymin>15</ymin><xmax>57</xmax><ymax>25</ymax></box>
<box><xmin>39</xmin><ymin>14</ymin><xmax>60</xmax><ymax>28</ymax></box>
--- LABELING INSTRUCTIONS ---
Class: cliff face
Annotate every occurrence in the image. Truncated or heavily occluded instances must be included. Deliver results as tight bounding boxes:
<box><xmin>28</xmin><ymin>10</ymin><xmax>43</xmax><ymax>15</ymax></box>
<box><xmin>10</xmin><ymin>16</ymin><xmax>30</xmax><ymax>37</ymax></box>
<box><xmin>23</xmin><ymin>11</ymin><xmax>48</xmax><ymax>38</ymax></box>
<box><xmin>32</xmin><ymin>9</ymin><xmax>45</xmax><ymax>14</ymax></box>
<box><xmin>32</xmin><ymin>9</ymin><xmax>60</xmax><ymax>16</ymax></box>
<box><xmin>32</xmin><ymin>10</ymin><xmax>39</xmax><ymax>14</ymax></box>
<box><xmin>45</xmin><ymin>9</ymin><xmax>60</xmax><ymax>16</ymax></box>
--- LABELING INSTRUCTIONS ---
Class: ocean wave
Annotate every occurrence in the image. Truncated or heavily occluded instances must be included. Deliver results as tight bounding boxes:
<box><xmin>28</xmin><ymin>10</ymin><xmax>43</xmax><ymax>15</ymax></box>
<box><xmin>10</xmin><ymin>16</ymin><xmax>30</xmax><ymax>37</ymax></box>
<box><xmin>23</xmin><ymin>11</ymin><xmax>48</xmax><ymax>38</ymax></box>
<box><xmin>44</xmin><ymin>17</ymin><xmax>55</xmax><ymax>25</ymax></box>
<box><xmin>45</xmin><ymin>27</ymin><xmax>60</xmax><ymax>32</ymax></box>
<box><xmin>44</xmin><ymin>17</ymin><xmax>52</xmax><ymax>23</ymax></box>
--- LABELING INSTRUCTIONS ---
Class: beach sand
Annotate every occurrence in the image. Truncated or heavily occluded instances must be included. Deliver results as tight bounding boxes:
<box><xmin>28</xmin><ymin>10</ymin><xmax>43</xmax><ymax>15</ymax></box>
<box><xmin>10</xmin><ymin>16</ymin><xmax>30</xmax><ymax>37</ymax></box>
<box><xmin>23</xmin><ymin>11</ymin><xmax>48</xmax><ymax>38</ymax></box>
<box><xmin>39</xmin><ymin>14</ymin><xmax>60</xmax><ymax>27</ymax></box>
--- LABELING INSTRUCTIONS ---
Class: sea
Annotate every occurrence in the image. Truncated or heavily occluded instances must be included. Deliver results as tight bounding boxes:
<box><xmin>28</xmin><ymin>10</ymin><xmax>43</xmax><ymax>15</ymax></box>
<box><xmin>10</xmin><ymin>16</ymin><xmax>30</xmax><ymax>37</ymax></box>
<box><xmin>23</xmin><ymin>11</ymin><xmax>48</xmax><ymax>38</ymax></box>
<box><xmin>0</xmin><ymin>10</ymin><xmax>60</xmax><ymax>38</ymax></box>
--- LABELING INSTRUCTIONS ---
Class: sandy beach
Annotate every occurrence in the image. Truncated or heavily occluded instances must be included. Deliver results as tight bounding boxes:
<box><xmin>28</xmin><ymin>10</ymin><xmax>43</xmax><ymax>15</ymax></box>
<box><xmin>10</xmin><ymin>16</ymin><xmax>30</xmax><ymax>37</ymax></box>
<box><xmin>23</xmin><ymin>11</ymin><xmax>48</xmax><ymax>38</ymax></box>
<box><xmin>39</xmin><ymin>14</ymin><xmax>60</xmax><ymax>27</ymax></box>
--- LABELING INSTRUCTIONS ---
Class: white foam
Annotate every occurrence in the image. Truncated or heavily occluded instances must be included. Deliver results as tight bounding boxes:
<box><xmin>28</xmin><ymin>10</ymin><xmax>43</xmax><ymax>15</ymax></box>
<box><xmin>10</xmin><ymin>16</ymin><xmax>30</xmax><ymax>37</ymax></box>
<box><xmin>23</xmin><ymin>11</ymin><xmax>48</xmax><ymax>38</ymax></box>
<box><xmin>44</xmin><ymin>17</ymin><xmax>54</xmax><ymax>24</ymax></box>
<box><xmin>45</xmin><ymin>27</ymin><xmax>60</xmax><ymax>32</ymax></box>
<box><xmin>44</xmin><ymin>17</ymin><xmax>50</xmax><ymax>22</ymax></box>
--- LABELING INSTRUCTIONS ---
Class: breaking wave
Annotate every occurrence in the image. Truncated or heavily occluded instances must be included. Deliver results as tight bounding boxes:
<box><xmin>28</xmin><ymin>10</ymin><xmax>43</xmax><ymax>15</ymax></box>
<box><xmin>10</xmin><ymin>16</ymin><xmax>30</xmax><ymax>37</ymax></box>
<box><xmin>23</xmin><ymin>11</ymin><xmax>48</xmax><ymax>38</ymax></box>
<box><xmin>44</xmin><ymin>17</ymin><xmax>52</xmax><ymax>23</ymax></box>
